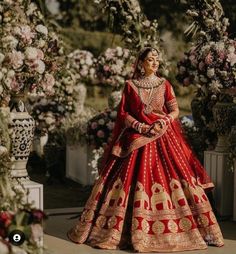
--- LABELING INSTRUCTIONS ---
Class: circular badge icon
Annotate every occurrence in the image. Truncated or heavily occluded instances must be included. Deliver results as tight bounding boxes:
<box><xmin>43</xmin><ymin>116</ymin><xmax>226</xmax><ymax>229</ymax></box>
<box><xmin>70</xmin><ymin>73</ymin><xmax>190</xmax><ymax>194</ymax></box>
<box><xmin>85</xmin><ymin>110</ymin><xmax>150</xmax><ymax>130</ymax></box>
<box><xmin>8</xmin><ymin>230</ymin><xmax>25</xmax><ymax>246</ymax></box>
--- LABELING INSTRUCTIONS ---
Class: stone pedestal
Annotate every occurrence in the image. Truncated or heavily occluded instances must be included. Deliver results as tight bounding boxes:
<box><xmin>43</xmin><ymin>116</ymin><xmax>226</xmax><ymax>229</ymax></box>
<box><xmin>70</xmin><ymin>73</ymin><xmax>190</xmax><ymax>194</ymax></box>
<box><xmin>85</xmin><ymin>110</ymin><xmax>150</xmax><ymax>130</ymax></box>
<box><xmin>204</xmin><ymin>151</ymin><xmax>234</xmax><ymax>217</ymax></box>
<box><xmin>66</xmin><ymin>144</ymin><xmax>95</xmax><ymax>186</ymax></box>
<box><xmin>21</xmin><ymin>179</ymin><xmax>44</xmax><ymax>210</ymax></box>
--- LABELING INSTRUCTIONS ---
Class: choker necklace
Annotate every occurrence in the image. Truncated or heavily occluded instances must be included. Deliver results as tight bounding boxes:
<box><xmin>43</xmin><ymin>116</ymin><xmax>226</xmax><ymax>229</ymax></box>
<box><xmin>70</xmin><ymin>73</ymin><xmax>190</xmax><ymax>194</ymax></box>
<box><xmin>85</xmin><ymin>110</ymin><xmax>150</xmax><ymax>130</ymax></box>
<box><xmin>133</xmin><ymin>76</ymin><xmax>164</xmax><ymax>89</ymax></box>
<box><xmin>133</xmin><ymin>76</ymin><xmax>165</xmax><ymax>114</ymax></box>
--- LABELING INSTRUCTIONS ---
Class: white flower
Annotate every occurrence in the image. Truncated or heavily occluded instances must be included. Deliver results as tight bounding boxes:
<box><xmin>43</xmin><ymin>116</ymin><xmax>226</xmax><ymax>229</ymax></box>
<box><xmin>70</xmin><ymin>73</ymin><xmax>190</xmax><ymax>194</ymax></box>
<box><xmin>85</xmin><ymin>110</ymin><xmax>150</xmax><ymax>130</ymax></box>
<box><xmin>207</xmin><ymin>68</ymin><xmax>215</xmax><ymax>78</ymax></box>
<box><xmin>2</xmin><ymin>35</ymin><xmax>18</xmax><ymax>49</ymax></box>
<box><xmin>228</xmin><ymin>45</ymin><xmax>235</xmax><ymax>53</ymax></box>
<box><xmin>36</xmin><ymin>24</ymin><xmax>48</xmax><ymax>36</ymax></box>
<box><xmin>8</xmin><ymin>50</ymin><xmax>25</xmax><ymax>69</ymax></box>
<box><xmin>7</xmin><ymin>70</ymin><xmax>15</xmax><ymax>78</ymax></box>
<box><xmin>14</xmin><ymin>25</ymin><xmax>34</xmax><ymax>43</ymax></box>
<box><xmin>34</xmin><ymin>59</ymin><xmax>46</xmax><ymax>74</ymax></box>
<box><xmin>116</xmin><ymin>46</ymin><xmax>123</xmax><ymax>57</ymax></box>
<box><xmin>98</xmin><ymin>119</ymin><xmax>105</xmax><ymax>125</ymax></box>
<box><xmin>25</xmin><ymin>47</ymin><xmax>38</xmax><ymax>60</ymax></box>
<box><xmin>0</xmin><ymin>84</ymin><xmax>3</xmax><ymax>94</ymax></box>
<box><xmin>0</xmin><ymin>145</ymin><xmax>8</xmax><ymax>155</ymax></box>
<box><xmin>38</xmin><ymin>39</ymin><xmax>46</xmax><ymax>48</ymax></box>
<box><xmin>26</xmin><ymin>2</ymin><xmax>38</xmax><ymax>15</ymax></box>
<box><xmin>227</xmin><ymin>53</ymin><xmax>236</xmax><ymax>66</ymax></box>
<box><xmin>209</xmin><ymin>80</ymin><xmax>223</xmax><ymax>93</ymax></box>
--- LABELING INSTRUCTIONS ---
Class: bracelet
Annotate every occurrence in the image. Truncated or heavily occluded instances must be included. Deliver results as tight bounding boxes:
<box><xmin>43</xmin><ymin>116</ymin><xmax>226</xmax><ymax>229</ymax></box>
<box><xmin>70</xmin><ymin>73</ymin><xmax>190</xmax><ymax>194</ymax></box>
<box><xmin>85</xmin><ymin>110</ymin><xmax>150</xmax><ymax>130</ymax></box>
<box><xmin>138</xmin><ymin>123</ymin><xmax>144</xmax><ymax>133</ymax></box>
<box><xmin>156</xmin><ymin>119</ymin><xmax>165</xmax><ymax>128</ymax></box>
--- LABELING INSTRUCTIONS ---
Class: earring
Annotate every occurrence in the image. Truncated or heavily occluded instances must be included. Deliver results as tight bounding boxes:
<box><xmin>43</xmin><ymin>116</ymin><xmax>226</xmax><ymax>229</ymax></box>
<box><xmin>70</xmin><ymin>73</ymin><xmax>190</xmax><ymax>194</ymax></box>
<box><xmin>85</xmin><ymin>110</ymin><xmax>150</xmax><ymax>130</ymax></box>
<box><xmin>141</xmin><ymin>67</ymin><xmax>145</xmax><ymax>75</ymax></box>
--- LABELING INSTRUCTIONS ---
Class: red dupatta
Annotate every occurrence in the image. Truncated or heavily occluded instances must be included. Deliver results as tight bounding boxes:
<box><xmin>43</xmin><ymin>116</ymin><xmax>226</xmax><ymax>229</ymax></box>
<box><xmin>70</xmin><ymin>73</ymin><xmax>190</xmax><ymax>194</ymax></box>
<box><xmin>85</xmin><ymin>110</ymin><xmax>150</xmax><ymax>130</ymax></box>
<box><xmin>100</xmin><ymin>79</ymin><xmax>170</xmax><ymax>169</ymax></box>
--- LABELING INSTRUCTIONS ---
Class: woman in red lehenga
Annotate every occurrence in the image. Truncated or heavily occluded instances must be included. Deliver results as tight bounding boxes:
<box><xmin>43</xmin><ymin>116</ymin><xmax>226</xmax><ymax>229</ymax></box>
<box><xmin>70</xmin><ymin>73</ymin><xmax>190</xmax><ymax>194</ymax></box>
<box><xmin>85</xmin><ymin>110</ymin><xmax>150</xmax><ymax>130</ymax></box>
<box><xmin>67</xmin><ymin>47</ymin><xmax>224</xmax><ymax>252</ymax></box>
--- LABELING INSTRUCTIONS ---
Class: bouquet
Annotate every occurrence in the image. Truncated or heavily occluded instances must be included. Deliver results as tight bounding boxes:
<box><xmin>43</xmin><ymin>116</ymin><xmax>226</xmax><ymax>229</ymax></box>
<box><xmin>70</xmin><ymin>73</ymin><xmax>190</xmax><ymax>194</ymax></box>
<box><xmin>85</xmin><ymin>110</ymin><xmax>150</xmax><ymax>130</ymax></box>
<box><xmin>87</xmin><ymin>108</ymin><xmax>117</xmax><ymax>148</ymax></box>
<box><xmin>177</xmin><ymin>39</ymin><xmax>236</xmax><ymax>99</ymax></box>
<box><xmin>96</xmin><ymin>47</ymin><xmax>133</xmax><ymax>90</ymax></box>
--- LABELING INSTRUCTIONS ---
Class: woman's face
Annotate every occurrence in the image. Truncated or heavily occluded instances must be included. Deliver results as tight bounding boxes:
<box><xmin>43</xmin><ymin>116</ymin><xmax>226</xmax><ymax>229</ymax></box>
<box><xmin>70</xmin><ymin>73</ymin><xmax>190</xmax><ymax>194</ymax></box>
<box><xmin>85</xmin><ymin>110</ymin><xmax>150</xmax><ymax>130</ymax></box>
<box><xmin>142</xmin><ymin>50</ymin><xmax>159</xmax><ymax>75</ymax></box>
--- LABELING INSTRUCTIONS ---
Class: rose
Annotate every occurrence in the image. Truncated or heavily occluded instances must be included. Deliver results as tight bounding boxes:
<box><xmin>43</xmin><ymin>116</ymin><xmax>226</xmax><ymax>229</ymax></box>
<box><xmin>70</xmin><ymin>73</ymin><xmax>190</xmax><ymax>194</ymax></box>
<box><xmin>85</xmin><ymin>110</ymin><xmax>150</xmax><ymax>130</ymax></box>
<box><xmin>25</xmin><ymin>47</ymin><xmax>38</xmax><ymax>60</ymax></box>
<box><xmin>91</xmin><ymin>122</ymin><xmax>98</xmax><ymax>129</ymax></box>
<box><xmin>205</xmin><ymin>53</ymin><xmax>213</xmax><ymax>65</ymax></box>
<box><xmin>14</xmin><ymin>25</ymin><xmax>34</xmax><ymax>43</ymax></box>
<box><xmin>97</xmin><ymin>130</ymin><xmax>105</xmax><ymax>138</ymax></box>
<box><xmin>29</xmin><ymin>209</ymin><xmax>46</xmax><ymax>223</ymax></box>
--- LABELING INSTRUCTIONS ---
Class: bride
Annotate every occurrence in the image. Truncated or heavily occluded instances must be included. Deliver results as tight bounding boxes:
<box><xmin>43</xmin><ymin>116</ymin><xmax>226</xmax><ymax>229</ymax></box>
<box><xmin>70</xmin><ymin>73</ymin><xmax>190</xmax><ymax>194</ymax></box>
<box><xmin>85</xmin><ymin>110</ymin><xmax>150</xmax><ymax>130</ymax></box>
<box><xmin>67</xmin><ymin>47</ymin><xmax>224</xmax><ymax>252</ymax></box>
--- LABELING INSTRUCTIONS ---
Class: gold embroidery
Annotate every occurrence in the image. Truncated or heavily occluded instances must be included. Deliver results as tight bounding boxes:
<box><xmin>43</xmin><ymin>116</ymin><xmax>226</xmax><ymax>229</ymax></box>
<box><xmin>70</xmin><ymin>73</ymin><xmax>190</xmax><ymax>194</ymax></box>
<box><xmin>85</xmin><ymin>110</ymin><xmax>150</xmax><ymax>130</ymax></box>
<box><xmin>112</xmin><ymin>125</ymin><xmax>168</xmax><ymax>158</ymax></box>
<box><xmin>132</xmin><ymin>218</ymin><xmax>139</xmax><ymax>232</ymax></box>
<box><xmin>141</xmin><ymin>219</ymin><xmax>150</xmax><ymax>234</ymax></box>
<box><xmin>151</xmin><ymin>183</ymin><xmax>172</xmax><ymax>210</ymax></box>
<box><xmin>81</xmin><ymin>210</ymin><xmax>94</xmax><ymax>222</ymax></box>
<box><xmin>198</xmin><ymin>214</ymin><xmax>209</xmax><ymax>227</ymax></box>
<box><xmin>107</xmin><ymin>216</ymin><xmax>117</xmax><ymax>229</ymax></box>
<box><xmin>179</xmin><ymin>217</ymin><xmax>192</xmax><ymax>231</ymax></box>
<box><xmin>96</xmin><ymin>215</ymin><xmax>107</xmax><ymax>228</ymax></box>
<box><xmin>152</xmin><ymin>220</ymin><xmax>165</xmax><ymax>234</ymax></box>
<box><xmin>167</xmin><ymin>219</ymin><xmax>178</xmax><ymax>233</ymax></box>
<box><xmin>170</xmin><ymin>179</ymin><xmax>188</xmax><ymax>208</ymax></box>
<box><xmin>104</xmin><ymin>178</ymin><xmax>126</xmax><ymax>208</ymax></box>
<box><xmin>134</xmin><ymin>181</ymin><xmax>150</xmax><ymax>209</ymax></box>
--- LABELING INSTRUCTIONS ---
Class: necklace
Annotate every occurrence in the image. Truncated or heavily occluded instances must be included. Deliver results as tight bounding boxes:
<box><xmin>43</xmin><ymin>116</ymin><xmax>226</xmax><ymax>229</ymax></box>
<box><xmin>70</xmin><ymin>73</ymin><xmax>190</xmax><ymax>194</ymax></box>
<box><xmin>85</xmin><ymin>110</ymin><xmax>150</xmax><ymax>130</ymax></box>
<box><xmin>133</xmin><ymin>76</ymin><xmax>164</xmax><ymax>89</ymax></box>
<box><xmin>134</xmin><ymin>76</ymin><xmax>165</xmax><ymax>114</ymax></box>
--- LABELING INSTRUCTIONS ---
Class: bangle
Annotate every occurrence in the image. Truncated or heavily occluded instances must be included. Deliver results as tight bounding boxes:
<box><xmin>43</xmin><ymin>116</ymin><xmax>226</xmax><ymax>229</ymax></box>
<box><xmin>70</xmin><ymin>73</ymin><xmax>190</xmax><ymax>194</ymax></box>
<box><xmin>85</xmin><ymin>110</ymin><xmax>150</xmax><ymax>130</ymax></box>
<box><xmin>138</xmin><ymin>123</ymin><xmax>144</xmax><ymax>133</ymax></box>
<box><xmin>168</xmin><ymin>114</ymin><xmax>174</xmax><ymax>122</ymax></box>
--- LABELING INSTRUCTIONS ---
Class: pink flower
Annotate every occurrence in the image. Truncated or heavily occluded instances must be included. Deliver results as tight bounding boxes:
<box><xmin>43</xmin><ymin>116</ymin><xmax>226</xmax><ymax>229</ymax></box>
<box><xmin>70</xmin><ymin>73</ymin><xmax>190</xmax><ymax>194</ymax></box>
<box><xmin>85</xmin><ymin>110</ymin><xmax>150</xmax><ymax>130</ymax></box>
<box><xmin>183</xmin><ymin>77</ymin><xmax>190</xmax><ymax>86</ymax></box>
<box><xmin>41</xmin><ymin>73</ymin><xmax>55</xmax><ymax>92</ymax></box>
<box><xmin>205</xmin><ymin>53</ymin><xmax>213</xmax><ymax>65</ymax></box>
<box><xmin>103</xmin><ymin>65</ymin><xmax>110</xmax><ymax>71</ymax></box>
<box><xmin>227</xmin><ymin>52</ymin><xmax>236</xmax><ymax>66</ymax></box>
<box><xmin>37</xmin><ymin>49</ymin><xmax>44</xmax><ymax>60</ymax></box>
<box><xmin>8</xmin><ymin>50</ymin><xmax>24</xmax><ymax>69</ymax></box>
<box><xmin>14</xmin><ymin>25</ymin><xmax>35</xmax><ymax>44</ymax></box>
<box><xmin>97</xmin><ymin>130</ymin><xmax>105</xmax><ymax>138</ymax></box>
<box><xmin>91</xmin><ymin>122</ymin><xmax>98</xmax><ymax>129</ymax></box>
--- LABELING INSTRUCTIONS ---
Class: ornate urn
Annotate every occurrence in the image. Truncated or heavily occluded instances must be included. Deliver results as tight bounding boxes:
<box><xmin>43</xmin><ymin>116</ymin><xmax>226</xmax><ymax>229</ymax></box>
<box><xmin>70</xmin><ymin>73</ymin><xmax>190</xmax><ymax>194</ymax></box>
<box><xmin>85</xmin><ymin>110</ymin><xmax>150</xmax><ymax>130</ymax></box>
<box><xmin>10</xmin><ymin>95</ymin><xmax>35</xmax><ymax>178</ymax></box>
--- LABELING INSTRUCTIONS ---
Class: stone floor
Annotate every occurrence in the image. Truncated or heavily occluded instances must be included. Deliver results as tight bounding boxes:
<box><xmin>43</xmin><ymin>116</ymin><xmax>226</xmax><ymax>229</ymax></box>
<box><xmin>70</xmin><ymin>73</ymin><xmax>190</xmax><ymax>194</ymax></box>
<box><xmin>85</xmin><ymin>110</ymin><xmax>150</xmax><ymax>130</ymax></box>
<box><xmin>43</xmin><ymin>208</ymin><xmax>236</xmax><ymax>254</ymax></box>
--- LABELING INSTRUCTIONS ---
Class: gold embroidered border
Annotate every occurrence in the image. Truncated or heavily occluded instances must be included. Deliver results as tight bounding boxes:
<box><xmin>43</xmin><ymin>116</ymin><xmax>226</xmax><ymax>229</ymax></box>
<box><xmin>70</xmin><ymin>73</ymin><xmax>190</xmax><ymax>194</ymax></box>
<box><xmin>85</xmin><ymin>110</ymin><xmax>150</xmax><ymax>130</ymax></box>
<box><xmin>112</xmin><ymin>125</ymin><xmax>168</xmax><ymax>157</ymax></box>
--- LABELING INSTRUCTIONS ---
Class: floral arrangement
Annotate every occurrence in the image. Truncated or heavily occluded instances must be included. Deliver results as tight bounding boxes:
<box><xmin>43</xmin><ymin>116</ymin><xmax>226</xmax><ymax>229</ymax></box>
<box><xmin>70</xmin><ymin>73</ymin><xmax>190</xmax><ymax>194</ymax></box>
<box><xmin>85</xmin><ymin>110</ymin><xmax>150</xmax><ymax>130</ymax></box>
<box><xmin>67</xmin><ymin>49</ymin><xmax>97</xmax><ymax>84</ymax></box>
<box><xmin>0</xmin><ymin>0</ymin><xmax>62</xmax><ymax>105</ymax></box>
<box><xmin>0</xmin><ymin>107</ymin><xmax>46</xmax><ymax>254</ymax></box>
<box><xmin>65</xmin><ymin>106</ymin><xmax>97</xmax><ymax>146</ymax></box>
<box><xmin>30</xmin><ymin>67</ymin><xmax>80</xmax><ymax>134</ymax></box>
<box><xmin>96</xmin><ymin>47</ymin><xmax>133</xmax><ymax>89</ymax></box>
<box><xmin>87</xmin><ymin>108</ymin><xmax>117</xmax><ymax>149</ymax></box>
<box><xmin>95</xmin><ymin>0</ymin><xmax>169</xmax><ymax>76</ymax></box>
<box><xmin>177</xmin><ymin>39</ymin><xmax>236</xmax><ymax>98</ymax></box>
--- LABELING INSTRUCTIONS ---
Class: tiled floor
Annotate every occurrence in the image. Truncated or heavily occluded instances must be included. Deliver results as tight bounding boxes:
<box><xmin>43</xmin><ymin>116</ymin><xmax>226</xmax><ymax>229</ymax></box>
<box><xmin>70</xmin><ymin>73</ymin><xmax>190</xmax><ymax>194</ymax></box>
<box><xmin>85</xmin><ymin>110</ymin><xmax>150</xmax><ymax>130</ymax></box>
<box><xmin>44</xmin><ymin>208</ymin><xmax>236</xmax><ymax>254</ymax></box>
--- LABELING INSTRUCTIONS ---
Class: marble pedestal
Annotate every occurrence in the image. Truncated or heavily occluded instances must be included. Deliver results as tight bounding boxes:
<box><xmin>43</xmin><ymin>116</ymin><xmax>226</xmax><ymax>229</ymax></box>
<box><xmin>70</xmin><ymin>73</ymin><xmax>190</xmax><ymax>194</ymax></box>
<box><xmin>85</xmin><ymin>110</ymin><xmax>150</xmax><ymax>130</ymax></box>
<box><xmin>204</xmin><ymin>151</ymin><xmax>234</xmax><ymax>217</ymax></box>
<box><xmin>66</xmin><ymin>144</ymin><xmax>95</xmax><ymax>186</ymax></box>
<box><xmin>20</xmin><ymin>178</ymin><xmax>44</xmax><ymax>210</ymax></box>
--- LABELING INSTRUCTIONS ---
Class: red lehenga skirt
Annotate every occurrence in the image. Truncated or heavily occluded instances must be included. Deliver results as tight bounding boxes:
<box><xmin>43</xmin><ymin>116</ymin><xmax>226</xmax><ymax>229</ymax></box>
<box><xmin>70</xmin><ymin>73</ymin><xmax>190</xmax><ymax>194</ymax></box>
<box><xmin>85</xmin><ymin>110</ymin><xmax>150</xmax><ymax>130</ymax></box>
<box><xmin>67</xmin><ymin>122</ymin><xmax>224</xmax><ymax>252</ymax></box>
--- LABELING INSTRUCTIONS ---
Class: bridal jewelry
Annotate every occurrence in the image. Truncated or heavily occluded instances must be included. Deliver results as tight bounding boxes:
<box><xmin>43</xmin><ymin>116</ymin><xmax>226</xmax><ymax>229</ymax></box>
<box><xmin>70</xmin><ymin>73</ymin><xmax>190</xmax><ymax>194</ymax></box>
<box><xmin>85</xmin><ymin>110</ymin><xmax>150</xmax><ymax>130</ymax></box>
<box><xmin>134</xmin><ymin>76</ymin><xmax>165</xmax><ymax>114</ymax></box>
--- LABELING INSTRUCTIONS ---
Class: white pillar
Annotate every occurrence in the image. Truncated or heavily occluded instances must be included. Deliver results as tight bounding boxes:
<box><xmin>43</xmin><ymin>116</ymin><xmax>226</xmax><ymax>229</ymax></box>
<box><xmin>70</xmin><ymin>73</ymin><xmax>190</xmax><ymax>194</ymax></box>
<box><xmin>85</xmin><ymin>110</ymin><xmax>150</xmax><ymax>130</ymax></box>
<box><xmin>204</xmin><ymin>151</ymin><xmax>234</xmax><ymax>217</ymax></box>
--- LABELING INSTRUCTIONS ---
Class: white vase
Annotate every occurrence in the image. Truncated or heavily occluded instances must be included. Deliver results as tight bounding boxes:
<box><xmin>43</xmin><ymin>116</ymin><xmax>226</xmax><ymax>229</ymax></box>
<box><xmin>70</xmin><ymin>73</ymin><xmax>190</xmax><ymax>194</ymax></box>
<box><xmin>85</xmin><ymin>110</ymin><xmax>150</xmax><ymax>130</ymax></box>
<box><xmin>10</xmin><ymin>95</ymin><xmax>35</xmax><ymax>178</ymax></box>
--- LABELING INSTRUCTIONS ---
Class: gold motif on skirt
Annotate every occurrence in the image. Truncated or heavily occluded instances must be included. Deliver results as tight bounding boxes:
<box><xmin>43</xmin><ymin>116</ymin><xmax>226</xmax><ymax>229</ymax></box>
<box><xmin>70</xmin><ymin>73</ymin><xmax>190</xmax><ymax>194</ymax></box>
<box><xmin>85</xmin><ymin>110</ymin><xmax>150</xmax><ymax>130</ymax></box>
<box><xmin>132</xmin><ymin>218</ymin><xmax>139</xmax><ymax>232</ymax></box>
<box><xmin>167</xmin><ymin>219</ymin><xmax>178</xmax><ymax>233</ymax></box>
<box><xmin>141</xmin><ymin>219</ymin><xmax>150</xmax><ymax>234</ymax></box>
<box><xmin>96</xmin><ymin>215</ymin><xmax>107</xmax><ymax>228</ymax></box>
<box><xmin>198</xmin><ymin>214</ymin><xmax>209</xmax><ymax>227</ymax></box>
<box><xmin>134</xmin><ymin>182</ymin><xmax>150</xmax><ymax>209</ymax></box>
<box><xmin>81</xmin><ymin>209</ymin><xmax>94</xmax><ymax>222</ymax></box>
<box><xmin>152</xmin><ymin>220</ymin><xmax>165</xmax><ymax>234</ymax></box>
<box><xmin>170</xmin><ymin>179</ymin><xmax>187</xmax><ymax>208</ymax></box>
<box><xmin>179</xmin><ymin>217</ymin><xmax>192</xmax><ymax>232</ymax></box>
<box><xmin>151</xmin><ymin>183</ymin><xmax>172</xmax><ymax>210</ymax></box>
<box><xmin>107</xmin><ymin>216</ymin><xmax>117</xmax><ymax>229</ymax></box>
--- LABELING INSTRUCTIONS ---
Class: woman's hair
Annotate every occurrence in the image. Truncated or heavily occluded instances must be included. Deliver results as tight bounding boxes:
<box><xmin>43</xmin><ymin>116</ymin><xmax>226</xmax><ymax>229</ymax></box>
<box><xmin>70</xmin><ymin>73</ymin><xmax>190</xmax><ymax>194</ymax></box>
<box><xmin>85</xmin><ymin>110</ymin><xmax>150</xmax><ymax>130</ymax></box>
<box><xmin>132</xmin><ymin>47</ymin><xmax>160</xmax><ymax>79</ymax></box>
